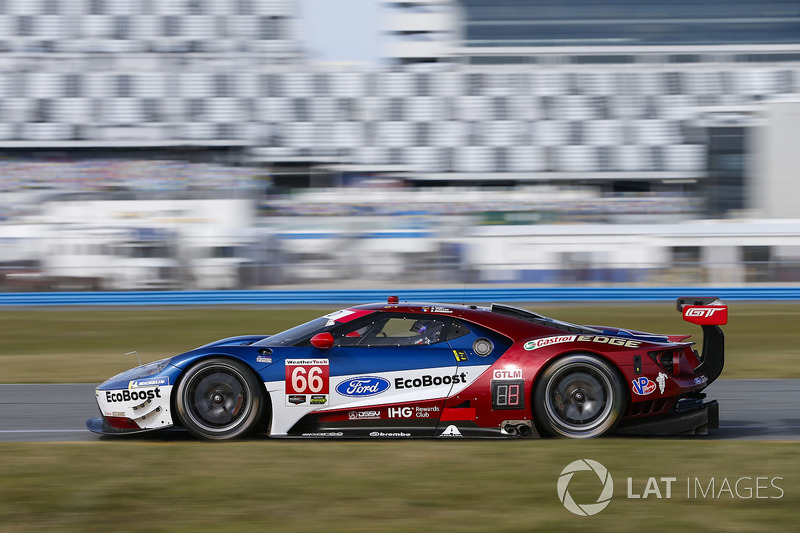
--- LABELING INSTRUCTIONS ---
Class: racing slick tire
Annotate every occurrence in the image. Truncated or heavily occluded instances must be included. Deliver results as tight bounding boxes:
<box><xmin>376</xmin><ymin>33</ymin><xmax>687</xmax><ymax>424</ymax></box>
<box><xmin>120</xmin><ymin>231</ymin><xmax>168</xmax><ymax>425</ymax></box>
<box><xmin>175</xmin><ymin>357</ymin><xmax>266</xmax><ymax>440</ymax></box>
<box><xmin>533</xmin><ymin>354</ymin><xmax>626</xmax><ymax>438</ymax></box>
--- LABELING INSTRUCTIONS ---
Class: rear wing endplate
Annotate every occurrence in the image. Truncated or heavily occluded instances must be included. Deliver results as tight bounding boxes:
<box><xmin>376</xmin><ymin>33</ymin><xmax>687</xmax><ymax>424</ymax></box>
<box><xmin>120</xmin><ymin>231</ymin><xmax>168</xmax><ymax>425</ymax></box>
<box><xmin>676</xmin><ymin>297</ymin><xmax>728</xmax><ymax>326</ymax></box>
<box><xmin>676</xmin><ymin>297</ymin><xmax>726</xmax><ymax>383</ymax></box>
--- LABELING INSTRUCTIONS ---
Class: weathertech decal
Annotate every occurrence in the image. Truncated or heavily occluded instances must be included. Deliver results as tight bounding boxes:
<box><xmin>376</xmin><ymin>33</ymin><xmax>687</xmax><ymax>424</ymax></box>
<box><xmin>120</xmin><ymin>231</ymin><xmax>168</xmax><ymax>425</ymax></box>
<box><xmin>285</xmin><ymin>359</ymin><xmax>329</xmax><ymax>407</ymax></box>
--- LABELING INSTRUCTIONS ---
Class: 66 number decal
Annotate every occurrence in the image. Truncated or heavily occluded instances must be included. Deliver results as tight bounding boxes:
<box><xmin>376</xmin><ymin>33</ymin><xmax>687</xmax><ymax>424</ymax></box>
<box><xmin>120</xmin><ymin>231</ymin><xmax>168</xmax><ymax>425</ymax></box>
<box><xmin>285</xmin><ymin>359</ymin><xmax>329</xmax><ymax>407</ymax></box>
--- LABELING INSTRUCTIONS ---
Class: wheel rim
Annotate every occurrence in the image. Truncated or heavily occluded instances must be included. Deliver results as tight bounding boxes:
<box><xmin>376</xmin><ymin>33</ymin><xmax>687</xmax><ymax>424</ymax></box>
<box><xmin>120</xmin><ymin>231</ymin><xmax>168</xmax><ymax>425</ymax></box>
<box><xmin>184</xmin><ymin>365</ymin><xmax>249</xmax><ymax>433</ymax></box>
<box><xmin>544</xmin><ymin>363</ymin><xmax>614</xmax><ymax>433</ymax></box>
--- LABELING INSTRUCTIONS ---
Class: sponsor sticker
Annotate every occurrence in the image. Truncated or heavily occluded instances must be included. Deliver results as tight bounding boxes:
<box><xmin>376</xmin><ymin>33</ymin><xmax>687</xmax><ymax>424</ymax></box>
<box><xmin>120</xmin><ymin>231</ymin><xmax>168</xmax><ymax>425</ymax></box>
<box><xmin>349</xmin><ymin>410</ymin><xmax>381</xmax><ymax>420</ymax></box>
<box><xmin>129</xmin><ymin>377</ymin><xmax>169</xmax><ymax>389</ymax></box>
<box><xmin>336</xmin><ymin>376</ymin><xmax>391</xmax><ymax>397</ymax></box>
<box><xmin>493</xmin><ymin>368</ymin><xmax>522</xmax><ymax>380</ymax></box>
<box><xmin>286</xmin><ymin>359</ymin><xmax>329</xmax><ymax>406</ymax></box>
<box><xmin>453</xmin><ymin>350</ymin><xmax>469</xmax><ymax>362</ymax></box>
<box><xmin>577</xmin><ymin>335</ymin><xmax>643</xmax><ymax>349</ymax></box>
<box><xmin>287</xmin><ymin>395</ymin><xmax>306</xmax><ymax>405</ymax></box>
<box><xmin>394</xmin><ymin>372</ymin><xmax>467</xmax><ymax>390</ymax></box>
<box><xmin>422</xmin><ymin>306</ymin><xmax>453</xmax><ymax>314</ymax></box>
<box><xmin>526</xmin><ymin>335</ymin><xmax>644</xmax><ymax>351</ymax></box>
<box><xmin>369</xmin><ymin>431</ymin><xmax>411</xmax><ymax>437</ymax></box>
<box><xmin>524</xmin><ymin>336</ymin><xmax>577</xmax><ymax>351</ymax></box>
<box><xmin>656</xmin><ymin>372</ymin><xmax>667</xmax><ymax>394</ymax></box>
<box><xmin>310</xmin><ymin>395</ymin><xmax>328</xmax><ymax>405</ymax></box>
<box><xmin>632</xmin><ymin>377</ymin><xmax>657</xmax><ymax>396</ymax></box>
<box><xmin>105</xmin><ymin>388</ymin><xmax>162</xmax><ymax>403</ymax></box>
<box><xmin>256</xmin><ymin>356</ymin><xmax>272</xmax><ymax>364</ymax></box>
<box><xmin>439</xmin><ymin>425</ymin><xmax>463</xmax><ymax>437</ymax></box>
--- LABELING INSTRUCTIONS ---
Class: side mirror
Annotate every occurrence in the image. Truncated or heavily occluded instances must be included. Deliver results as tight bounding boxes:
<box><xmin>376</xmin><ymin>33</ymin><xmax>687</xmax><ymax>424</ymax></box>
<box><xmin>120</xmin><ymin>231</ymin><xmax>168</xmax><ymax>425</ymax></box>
<box><xmin>310</xmin><ymin>332</ymin><xmax>334</xmax><ymax>350</ymax></box>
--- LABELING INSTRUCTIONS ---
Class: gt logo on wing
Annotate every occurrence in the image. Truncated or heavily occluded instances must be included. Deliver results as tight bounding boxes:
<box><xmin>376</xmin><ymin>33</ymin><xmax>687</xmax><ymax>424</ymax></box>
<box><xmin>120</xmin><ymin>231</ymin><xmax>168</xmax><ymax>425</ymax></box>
<box><xmin>682</xmin><ymin>305</ymin><xmax>728</xmax><ymax>325</ymax></box>
<box><xmin>685</xmin><ymin>308</ymin><xmax>722</xmax><ymax>318</ymax></box>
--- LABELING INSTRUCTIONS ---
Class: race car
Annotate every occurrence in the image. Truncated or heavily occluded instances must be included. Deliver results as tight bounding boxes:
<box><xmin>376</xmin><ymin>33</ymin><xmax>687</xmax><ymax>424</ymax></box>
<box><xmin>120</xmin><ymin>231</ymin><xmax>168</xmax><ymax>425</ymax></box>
<box><xmin>87</xmin><ymin>296</ymin><xmax>726</xmax><ymax>440</ymax></box>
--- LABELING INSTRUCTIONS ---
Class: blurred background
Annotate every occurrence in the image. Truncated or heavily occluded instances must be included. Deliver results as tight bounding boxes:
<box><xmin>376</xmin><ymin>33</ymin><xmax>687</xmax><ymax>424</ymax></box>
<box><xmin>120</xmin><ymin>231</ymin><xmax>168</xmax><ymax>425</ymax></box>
<box><xmin>1</xmin><ymin>0</ymin><xmax>800</xmax><ymax>292</ymax></box>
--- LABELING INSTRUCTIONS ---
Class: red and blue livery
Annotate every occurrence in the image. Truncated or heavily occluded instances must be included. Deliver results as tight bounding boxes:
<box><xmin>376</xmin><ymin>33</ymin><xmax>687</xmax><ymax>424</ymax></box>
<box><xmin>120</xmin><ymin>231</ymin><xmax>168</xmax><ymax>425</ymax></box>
<box><xmin>87</xmin><ymin>296</ymin><xmax>726</xmax><ymax>440</ymax></box>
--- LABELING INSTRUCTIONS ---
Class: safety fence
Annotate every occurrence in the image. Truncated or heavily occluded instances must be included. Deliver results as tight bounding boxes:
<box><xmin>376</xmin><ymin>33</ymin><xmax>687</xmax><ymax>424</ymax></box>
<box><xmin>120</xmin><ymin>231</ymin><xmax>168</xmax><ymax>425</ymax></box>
<box><xmin>0</xmin><ymin>287</ymin><xmax>799</xmax><ymax>307</ymax></box>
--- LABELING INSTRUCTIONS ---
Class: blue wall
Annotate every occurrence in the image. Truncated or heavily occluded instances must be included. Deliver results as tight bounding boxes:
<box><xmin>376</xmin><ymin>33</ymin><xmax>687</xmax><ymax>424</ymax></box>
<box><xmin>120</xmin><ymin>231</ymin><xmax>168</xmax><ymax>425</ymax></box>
<box><xmin>1</xmin><ymin>287</ymin><xmax>798</xmax><ymax>306</ymax></box>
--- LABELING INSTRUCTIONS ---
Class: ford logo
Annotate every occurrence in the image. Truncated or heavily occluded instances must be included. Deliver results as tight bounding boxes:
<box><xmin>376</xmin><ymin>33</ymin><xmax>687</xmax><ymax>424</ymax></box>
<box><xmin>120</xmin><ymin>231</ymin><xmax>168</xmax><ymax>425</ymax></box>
<box><xmin>336</xmin><ymin>376</ymin><xmax>391</xmax><ymax>397</ymax></box>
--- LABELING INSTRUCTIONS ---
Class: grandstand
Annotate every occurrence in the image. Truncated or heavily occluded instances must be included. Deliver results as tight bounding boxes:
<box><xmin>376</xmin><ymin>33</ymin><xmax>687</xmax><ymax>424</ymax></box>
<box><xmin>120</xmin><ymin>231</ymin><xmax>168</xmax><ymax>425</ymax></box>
<box><xmin>0</xmin><ymin>1</ymin><xmax>797</xmax><ymax>219</ymax></box>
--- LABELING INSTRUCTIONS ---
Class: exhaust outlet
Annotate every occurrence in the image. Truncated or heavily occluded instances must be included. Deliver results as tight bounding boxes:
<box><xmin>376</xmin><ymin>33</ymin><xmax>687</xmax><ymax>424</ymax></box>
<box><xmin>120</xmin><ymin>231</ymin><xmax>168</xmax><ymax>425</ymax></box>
<box><xmin>517</xmin><ymin>424</ymin><xmax>533</xmax><ymax>437</ymax></box>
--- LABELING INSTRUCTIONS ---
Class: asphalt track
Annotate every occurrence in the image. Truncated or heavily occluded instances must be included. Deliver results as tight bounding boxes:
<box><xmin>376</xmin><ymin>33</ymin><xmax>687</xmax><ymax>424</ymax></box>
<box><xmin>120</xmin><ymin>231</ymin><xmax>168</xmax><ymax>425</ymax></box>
<box><xmin>0</xmin><ymin>380</ymin><xmax>798</xmax><ymax>442</ymax></box>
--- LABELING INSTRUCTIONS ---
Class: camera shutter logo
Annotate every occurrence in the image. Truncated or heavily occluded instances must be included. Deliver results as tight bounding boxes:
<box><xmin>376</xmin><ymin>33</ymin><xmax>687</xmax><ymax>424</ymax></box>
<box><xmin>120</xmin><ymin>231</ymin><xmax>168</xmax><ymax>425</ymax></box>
<box><xmin>557</xmin><ymin>459</ymin><xmax>614</xmax><ymax>516</ymax></box>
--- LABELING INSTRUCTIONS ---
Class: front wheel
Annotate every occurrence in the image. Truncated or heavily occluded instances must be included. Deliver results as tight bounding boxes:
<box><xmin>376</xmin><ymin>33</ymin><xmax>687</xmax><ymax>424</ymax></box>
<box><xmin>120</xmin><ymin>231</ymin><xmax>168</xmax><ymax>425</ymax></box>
<box><xmin>175</xmin><ymin>357</ymin><xmax>265</xmax><ymax>440</ymax></box>
<box><xmin>533</xmin><ymin>354</ymin><xmax>626</xmax><ymax>438</ymax></box>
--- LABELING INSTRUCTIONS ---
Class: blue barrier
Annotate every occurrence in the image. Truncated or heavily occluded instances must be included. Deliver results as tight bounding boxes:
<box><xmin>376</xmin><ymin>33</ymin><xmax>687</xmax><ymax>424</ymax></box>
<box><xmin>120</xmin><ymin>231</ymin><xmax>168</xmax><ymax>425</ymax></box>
<box><xmin>0</xmin><ymin>287</ymin><xmax>799</xmax><ymax>306</ymax></box>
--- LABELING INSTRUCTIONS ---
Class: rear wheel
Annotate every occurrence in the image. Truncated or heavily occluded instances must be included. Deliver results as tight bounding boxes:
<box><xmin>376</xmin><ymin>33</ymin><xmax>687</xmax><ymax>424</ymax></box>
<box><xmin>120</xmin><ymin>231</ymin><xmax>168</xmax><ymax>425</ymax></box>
<box><xmin>533</xmin><ymin>354</ymin><xmax>626</xmax><ymax>438</ymax></box>
<box><xmin>175</xmin><ymin>358</ymin><xmax>265</xmax><ymax>440</ymax></box>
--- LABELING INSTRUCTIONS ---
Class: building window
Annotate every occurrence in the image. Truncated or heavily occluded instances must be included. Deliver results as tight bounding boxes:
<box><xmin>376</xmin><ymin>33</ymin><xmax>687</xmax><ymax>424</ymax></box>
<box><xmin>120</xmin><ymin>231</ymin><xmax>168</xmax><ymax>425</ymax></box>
<box><xmin>416</xmin><ymin>73</ymin><xmax>430</xmax><ymax>96</ymax></box>
<box><xmin>215</xmin><ymin>74</ymin><xmax>232</xmax><ymax>97</ymax></box>
<box><xmin>294</xmin><ymin>99</ymin><xmax>309</xmax><ymax>121</ymax></box>
<box><xmin>18</xmin><ymin>16</ymin><xmax>35</xmax><ymax>37</ymax></box>
<box><xmin>34</xmin><ymin>100</ymin><xmax>53</xmax><ymax>123</ymax></box>
<box><xmin>415</xmin><ymin>122</ymin><xmax>429</xmax><ymax>146</ymax></box>
<box><xmin>216</xmin><ymin>16</ymin><xmax>229</xmax><ymax>38</ymax></box>
<box><xmin>188</xmin><ymin>0</ymin><xmax>204</xmax><ymax>16</ymax></box>
<box><xmin>142</xmin><ymin>99</ymin><xmax>159</xmax><ymax>122</ymax></box>
<box><xmin>44</xmin><ymin>0</ymin><xmax>59</xmax><ymax>15</ymax></box>
<box><xmin>238</xmin><ymin>0</ymin><xmax>253</xmax><ymax>16</ymax></box>
<box><xmin>189</xmin><ymin>99</ymin><xmax>205</xmax><ymax>121</ymax></box>
<box><xmin>64</xmin><ymin>74</ymin><xmax>82</xmax><ymax>98</ymax></box>
<box><xmin>259</xmin><ymin>17</ymin><xmax>282</xmax><ymax>40</ymax></box>
<box><xmin>340</xmin><ymin>98</ymin><xmax>357</xmax><ymax>121</ymax></box>
<box><xmin>314</xmin><ymin>73</ymin><xmax>328</xmax><ymax>96</ymax></box>
<box><xmin>388</xmin><ymin>98</ymin><xmax>404</xmax><ymax>121</ymax></box>
<box><xmin>114</xmin><ymin>16</ymin><xmax>130</xmax><ymax>40</ymax></box>
<box><xmin>163</xmin><ymin>16</ymin><xmax>180</xmax><ymax>37</ymax></box>
<box><xmin>117</xmin><ymin>75</ymin><xmax>133</xmax><ymax>97</ymax></box>
<box><xmin>218</xmin><ymin>123</ymin><xmax>236</xmax><ymax>138</ymax></box>
<box><xmin>90</xmin><ymin>0</ymin><xmax>105</xmax><ymax>16</ymax></box>
<box><xmin>467</xmin><ymin>73</ymin><xmax>483</xmax><ymax>96</ymax></box>
<box><xmin>493</xmin><ymin>97</ymin><xmax>508</xmax><ymax>120</ymax></box>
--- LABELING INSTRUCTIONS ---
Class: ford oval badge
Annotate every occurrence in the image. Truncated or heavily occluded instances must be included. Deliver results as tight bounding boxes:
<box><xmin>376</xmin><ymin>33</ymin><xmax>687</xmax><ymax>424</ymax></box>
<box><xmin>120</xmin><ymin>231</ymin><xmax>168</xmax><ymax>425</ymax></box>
<box><xmin>335</xmin><ymin>376</ymin><xmax>391</xmax><ymax>397</ymax></box>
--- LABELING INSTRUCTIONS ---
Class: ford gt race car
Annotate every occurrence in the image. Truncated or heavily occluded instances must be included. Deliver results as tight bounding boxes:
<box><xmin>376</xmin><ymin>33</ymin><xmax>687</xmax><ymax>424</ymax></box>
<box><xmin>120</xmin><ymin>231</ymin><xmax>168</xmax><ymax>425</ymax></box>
<box><xmin>87</xmin><ymin>296</ymin><xmax>726</xmax><ymax>440</ymax></box>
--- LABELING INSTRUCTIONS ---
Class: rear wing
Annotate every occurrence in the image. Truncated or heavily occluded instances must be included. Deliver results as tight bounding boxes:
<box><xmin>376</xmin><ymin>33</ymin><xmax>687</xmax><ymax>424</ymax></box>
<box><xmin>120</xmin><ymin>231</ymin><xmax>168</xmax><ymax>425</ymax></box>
<box><xmin>676</xmin><ymin>297</ymin><xmax>726</xmax><ymax>383</ymax></box>
<box><xmin>676</xmin><ymin>297</ymin><xmax>728</xmax><ymax>326</ymax></box>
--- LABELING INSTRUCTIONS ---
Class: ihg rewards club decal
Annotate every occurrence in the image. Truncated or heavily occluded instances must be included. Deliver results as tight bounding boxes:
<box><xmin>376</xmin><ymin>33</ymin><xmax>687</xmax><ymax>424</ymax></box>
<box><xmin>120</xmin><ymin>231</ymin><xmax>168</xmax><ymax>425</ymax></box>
<box><xmin>557</xmin><ymin>459</ymin><xmax>785</xmax><ymax>516</ymax></box>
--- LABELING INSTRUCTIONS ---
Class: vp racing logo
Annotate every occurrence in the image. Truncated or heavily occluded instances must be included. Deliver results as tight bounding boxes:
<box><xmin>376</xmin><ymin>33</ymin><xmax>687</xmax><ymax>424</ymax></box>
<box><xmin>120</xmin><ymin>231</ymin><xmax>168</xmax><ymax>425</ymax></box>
<box><xmin>557</xmin><ymin>459</ymin><xmax>614</xmax><ymax>516</ymax></box>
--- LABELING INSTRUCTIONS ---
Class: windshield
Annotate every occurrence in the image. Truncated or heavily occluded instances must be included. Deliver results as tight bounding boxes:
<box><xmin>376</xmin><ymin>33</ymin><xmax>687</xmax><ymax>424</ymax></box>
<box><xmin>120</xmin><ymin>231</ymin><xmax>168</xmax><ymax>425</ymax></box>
<box><xmin>253</xmin><ymin>308</ymin><xmax>373</xmax><ymax>347</ymax></box>
<box><xmin>253</xmin><ymin>317</ymin><xmax>333</xmax><ymax>347</ymax></box>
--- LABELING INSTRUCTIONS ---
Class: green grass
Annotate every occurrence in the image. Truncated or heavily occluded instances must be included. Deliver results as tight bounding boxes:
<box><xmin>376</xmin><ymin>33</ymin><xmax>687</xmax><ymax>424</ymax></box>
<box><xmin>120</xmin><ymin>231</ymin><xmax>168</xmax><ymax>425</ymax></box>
<box><xmin>0</xmin><ymin>440</ymin><xmax>796</xmax><ymax>532</ymax></box>
<box><xmin>0</xmin><ymin>303</ymin><xmax>798</xmax><ymax>383</ymax></box>
<box><xmin>1</xmin><ymin>304</ymin><xmax>798</xmax><ymax>531</ymax></box>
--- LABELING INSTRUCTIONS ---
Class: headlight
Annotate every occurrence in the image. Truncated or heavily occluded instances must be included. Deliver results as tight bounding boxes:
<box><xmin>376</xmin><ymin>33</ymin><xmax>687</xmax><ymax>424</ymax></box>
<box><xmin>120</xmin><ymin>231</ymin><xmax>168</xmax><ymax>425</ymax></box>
<box><xmin>103</xmin><ymin>358</ymin><xmax>172</xmax><ymax>386</ymax></box>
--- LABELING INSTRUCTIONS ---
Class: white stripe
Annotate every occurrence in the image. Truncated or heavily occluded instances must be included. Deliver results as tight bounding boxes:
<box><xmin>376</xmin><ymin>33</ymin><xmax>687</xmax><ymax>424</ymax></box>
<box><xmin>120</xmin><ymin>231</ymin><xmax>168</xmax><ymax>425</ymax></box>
<box><xmin>0</xmin><ymin>429</ymin><xmax>87</xmax><ymax>433</ymax></box>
